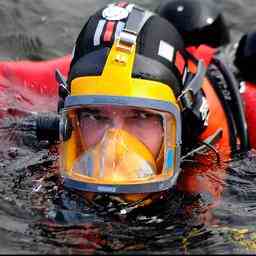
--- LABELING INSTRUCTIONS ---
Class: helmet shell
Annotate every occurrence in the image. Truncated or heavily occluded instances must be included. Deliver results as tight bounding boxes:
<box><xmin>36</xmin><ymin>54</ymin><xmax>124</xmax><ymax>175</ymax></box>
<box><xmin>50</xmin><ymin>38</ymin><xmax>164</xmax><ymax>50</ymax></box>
<box><xmin>156</xmin><ymin>0</ymin><xmax>230</xmax><ymax>47</ymax></box>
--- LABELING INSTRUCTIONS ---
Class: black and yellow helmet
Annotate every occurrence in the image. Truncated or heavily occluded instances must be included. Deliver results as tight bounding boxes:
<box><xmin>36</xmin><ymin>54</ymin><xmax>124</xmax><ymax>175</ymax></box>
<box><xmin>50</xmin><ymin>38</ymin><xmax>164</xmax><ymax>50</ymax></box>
<box><xmin>58</xmin><ymin>2</ymin><xmax>206</xmax><ymax>207</ymax></box>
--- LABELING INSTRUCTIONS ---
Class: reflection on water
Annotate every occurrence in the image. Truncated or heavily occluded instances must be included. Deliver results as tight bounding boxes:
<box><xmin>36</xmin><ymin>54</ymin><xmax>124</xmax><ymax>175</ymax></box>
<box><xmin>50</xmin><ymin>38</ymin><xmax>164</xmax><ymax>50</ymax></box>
<box><xmin>1</xmin><ymin>113</ymin><xmax>256</xmax><ymax>254</ymax></box>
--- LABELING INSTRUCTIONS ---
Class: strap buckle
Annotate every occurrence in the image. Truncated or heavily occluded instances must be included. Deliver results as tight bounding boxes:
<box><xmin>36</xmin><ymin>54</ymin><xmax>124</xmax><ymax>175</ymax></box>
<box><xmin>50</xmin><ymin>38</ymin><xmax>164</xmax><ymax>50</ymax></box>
<box><xmin>116</xmin><ymin>7</ymin><xmax>153</xmax><ymax>53</ymax></box>
<box><xmin>177</xmin><ymin>60</ymin><xmax>206</xmax><ymax>111</ymax></box>
<box><xmin>177</xmin><ymin>89</ymin><xmax>194</xmax><ymax>111</ymax></box>
<box><xmin>117</xmin><ymin>31</ymin><xmax>136</xmax><ymax>52</ymax></box>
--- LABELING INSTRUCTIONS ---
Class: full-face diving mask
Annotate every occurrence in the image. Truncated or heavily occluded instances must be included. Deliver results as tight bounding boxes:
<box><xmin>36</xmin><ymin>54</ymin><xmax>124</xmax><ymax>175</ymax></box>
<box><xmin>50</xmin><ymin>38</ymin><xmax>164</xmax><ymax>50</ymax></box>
<box><xmin>60</xmin><ymin>100</ymin><xmax>181</xmax><ymax>194</ymax></box>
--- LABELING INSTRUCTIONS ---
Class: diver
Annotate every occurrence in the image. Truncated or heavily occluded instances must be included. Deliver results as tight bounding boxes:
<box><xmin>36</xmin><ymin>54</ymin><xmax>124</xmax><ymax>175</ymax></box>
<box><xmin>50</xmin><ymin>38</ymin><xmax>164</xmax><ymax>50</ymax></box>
<box><xmin>155</xmin><ymin>0</ymin><xmax>230</xmax><ymax>48</ymax></box>
<box><xmin>8</xmin><ymin>0</ymin><xmax>255</xmax><ymax>217</ymax></box>
<box><xmin>233</xmin><ymin>30</ymin><xmax>256</xmax><ymax>149</ymax></box>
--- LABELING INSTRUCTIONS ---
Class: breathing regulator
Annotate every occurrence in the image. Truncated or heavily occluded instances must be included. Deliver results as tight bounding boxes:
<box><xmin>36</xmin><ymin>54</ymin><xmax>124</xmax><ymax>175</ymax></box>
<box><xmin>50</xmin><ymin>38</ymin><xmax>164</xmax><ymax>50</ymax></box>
<box><xmin>34</xmin><ymin>69</ymin><xmax>71</xmax><ymax>143</ymax></box>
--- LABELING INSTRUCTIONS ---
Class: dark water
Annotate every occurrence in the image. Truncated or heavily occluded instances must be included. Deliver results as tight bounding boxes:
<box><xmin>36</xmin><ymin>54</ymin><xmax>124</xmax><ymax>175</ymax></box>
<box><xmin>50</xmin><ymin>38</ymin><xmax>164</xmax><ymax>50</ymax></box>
<box><xmin>1</xmin><ymin>0</ymin><xmax>256</xmax><ymax>254</ymax></box>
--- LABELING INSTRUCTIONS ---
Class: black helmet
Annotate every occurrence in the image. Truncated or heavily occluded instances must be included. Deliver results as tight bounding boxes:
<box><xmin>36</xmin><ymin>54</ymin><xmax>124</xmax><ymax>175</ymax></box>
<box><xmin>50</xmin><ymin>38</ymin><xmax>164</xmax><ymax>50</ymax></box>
<box><xmin>234</xmin><ymin>31</ymin><xmax>256</xmax><ymax>82</ymax></box>
<box><xmin>156</xmin><ymin>0</ymin><xmax>230</xmax><ymax>47</ymax></box>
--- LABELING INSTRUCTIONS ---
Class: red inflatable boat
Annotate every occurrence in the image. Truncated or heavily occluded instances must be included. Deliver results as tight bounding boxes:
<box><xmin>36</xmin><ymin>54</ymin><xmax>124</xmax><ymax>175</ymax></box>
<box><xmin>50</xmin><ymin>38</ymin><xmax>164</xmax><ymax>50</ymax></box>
<box><xmin>0</xmin><ymin>47</ymin><xmax>256</xmax><ymax>150</ymax></box>
<box><xmin>0</xmin><ymin>55</ymin><xmax>71</xmax><ymax>118</ymax></box>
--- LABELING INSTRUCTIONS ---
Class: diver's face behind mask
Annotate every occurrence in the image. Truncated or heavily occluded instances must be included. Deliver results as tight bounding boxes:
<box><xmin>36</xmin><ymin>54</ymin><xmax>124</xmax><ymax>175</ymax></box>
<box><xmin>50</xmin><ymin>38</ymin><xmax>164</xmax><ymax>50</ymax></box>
<box><xmin>78</xmin><ymin>105</ymin><xmax>163</xmax><ymax>160</ymax></box>
<box><xmin>60</xmin><ymin>103</ymin><xmax>181</xmax><ymax>207</ymax></box>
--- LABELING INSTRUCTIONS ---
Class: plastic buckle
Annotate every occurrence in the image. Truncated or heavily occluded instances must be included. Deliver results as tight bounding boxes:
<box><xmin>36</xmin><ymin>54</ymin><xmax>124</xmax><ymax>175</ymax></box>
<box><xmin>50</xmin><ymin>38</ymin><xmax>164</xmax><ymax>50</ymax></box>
<box><xmin>117</xmin><ymin>31</ymin><xmax>136</xmax><ymax>53</ymax></box>
<box><xmin>177</xmin><ymin>89</ymin><xmax>194</xmax><ymax>111</ymax></box>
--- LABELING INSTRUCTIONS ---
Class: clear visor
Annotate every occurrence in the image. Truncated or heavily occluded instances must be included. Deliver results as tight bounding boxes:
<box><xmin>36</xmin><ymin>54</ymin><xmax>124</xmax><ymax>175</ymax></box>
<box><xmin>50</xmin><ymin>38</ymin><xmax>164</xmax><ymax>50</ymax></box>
<box><xmin>60</xmin><ymin>104</ymin><xmax>178</xmax><ymax>190</ymax></box>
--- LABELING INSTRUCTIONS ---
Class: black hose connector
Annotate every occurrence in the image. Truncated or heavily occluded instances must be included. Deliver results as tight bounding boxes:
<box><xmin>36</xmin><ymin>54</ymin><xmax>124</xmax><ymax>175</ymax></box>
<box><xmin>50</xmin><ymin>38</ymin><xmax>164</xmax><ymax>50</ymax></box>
<box><xmin>35</xmin><ymin>113</ymin><xmax>60</xmax><ymax>142</ymax></box>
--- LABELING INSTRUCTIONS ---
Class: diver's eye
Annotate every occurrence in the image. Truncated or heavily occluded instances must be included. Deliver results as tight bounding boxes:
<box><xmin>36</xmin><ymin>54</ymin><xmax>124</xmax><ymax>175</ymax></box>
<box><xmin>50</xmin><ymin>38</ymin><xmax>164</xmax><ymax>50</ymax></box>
<box><xmin>79</xmin><ymin>110</ymin><xmax>110</xmax><ymax>123</ymax></box>
<box><xmin>88</xmin><ymin>113</ymin><xmax>108</xmax><ymax>121</ymax></box>
<box><xmin>130</xmin><ymin>111</ymin><xmax>156</xmax><ymax>120</ymax></box>
<box><xmin>139</xmin><ymin>112</ymin><xmax>153</xmax><ymax>119</ymax></box>
<box><xmin>85</xmin><ymin>113</ymin><xmax>110</xmax><ymax>122</ymax></box>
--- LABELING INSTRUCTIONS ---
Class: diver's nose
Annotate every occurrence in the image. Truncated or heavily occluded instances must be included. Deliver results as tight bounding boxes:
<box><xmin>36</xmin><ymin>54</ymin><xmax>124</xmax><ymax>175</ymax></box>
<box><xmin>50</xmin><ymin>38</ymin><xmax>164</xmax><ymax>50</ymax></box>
<box><xmin>112</xmin><ymin>115</ymin><xmax>125</xmax><ymax>129</ymax></box>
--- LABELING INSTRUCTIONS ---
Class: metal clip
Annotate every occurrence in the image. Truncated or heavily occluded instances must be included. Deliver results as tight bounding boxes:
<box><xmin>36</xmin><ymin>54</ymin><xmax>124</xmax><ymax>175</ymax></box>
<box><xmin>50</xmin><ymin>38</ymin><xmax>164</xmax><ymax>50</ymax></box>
<box><xmin>177</xmin><ymin>89</ymin><xmax>194</xmax><ymax>111</ymax></box>
<box><xmin>116</xmin><ymin>31</ymin><xmax>136</xmax><ymax>53</ymax></box>
<box><xmin>55</xmin><ymin>69</ymin><xmax>70</xmax><ymax>99</ymax></box>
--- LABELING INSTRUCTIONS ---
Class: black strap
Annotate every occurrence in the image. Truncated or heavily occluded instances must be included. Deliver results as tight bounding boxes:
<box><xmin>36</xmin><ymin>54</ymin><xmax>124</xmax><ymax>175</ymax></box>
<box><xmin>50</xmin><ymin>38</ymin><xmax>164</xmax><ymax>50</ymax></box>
<box><xmin>177</xmin><ymin>60</ymin><xmax>206</xmax><ymax>110</ymax></box>
<box><xmin>125</xmin><ymin>7</ymin><xmax>152</xmax><ymax>34</ymax></box>
<box><xmin>55</xmin><ymin>69</ymin><xmax>70</xmax><ymax>98</ymax></box>
<box><xmin>119</xmin><ymin>7</ymin><xmax>153</xmax><ymax>46</ymax></box>
<box><xmin>212</xmin><ymin>57</ymin><xmax>250</xmax><ymax>153</ymax></box>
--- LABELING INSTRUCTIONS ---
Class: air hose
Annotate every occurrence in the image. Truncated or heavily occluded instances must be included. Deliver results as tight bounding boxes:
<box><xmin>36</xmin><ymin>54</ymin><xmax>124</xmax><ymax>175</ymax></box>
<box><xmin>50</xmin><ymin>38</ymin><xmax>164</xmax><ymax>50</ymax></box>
<box><xmin>212</xmin><ymin>57</ymin><xmax>250</xmax><ymax>153</ymax></box>
<box><xmin>1</xmin><ymin>112</ymin><xmax>60</xmax><ymax>144</ymax></box>
<box><xmin>35</xmin><ymin>112</ymin><xmax>60</xmax><ymax>142</ymax></box>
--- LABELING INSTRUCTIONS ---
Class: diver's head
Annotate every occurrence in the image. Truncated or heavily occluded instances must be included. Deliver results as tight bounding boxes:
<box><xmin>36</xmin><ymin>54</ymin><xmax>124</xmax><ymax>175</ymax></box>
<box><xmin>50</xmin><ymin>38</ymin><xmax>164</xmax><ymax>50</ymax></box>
<box><xmin>58</xmin><ymin>2</ymin><xmax>206</xmax><ymax>211</ymax></box>
<box><xmin>234</xmin><ymin>31</ymin><xmax>256</xmax><ymax>83</ymax></box>
<box><xmin>156</xmin><ymin>0</ymin><xmax>230</xmax><ymax>48</ymax></box>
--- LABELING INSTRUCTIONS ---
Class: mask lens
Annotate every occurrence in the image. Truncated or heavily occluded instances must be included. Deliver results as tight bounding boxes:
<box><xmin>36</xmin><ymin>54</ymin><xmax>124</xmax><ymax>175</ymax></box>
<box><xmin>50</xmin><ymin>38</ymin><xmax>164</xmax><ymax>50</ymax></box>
<box><xmin>60</xmin><ymin>104</ymin><xmax>178</xmax><ymax>191</ymax></box>
<box><xmin>77</xmin><ymin>105</ymin><xmax>164</xmax><ymax>159</ymax></box>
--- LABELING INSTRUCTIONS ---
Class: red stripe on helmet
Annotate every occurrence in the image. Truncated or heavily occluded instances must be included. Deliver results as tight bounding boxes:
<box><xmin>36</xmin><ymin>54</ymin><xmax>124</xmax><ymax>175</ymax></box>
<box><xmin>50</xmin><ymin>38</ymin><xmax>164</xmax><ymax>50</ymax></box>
<box><xmin>175</xmin><ymin>51</ymin><xmax>185</xmax><ymax>75</ymax></box>
<box><xmin>116</xmin><ymin>1</ymin><xmax>129</xmax><ymax>8</ymax></box>
<box><xmin>104</xmin><ymin>21</ymin><xmax>115</xmax><ymax>42</ymax></box>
